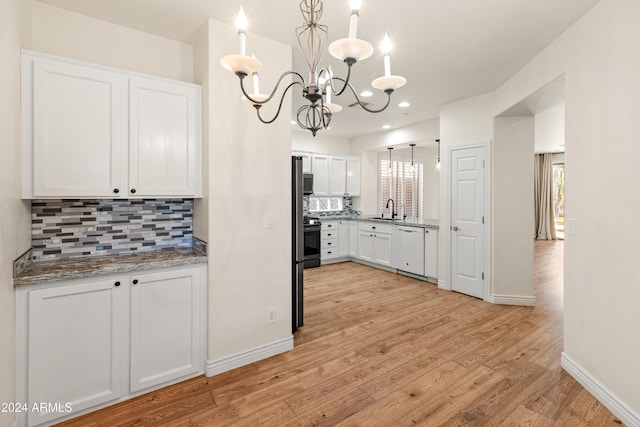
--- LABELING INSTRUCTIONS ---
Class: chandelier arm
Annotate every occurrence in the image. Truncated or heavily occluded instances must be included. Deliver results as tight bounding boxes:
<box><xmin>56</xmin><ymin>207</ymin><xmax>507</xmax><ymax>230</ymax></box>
<box><xmin>239</xmin><ymin>71</ymin><xmax>306</xmax><ymax>105</ymax></box>
<box><xmin>322</xmin><ymin>64</ymin><xmax>353</xmax><ymax>97</ymax></box>
<box><xmin>332</xmin><ymin>77</ymin><xmax>395</xmax><ymax>113</ymax></box>
<box><xmin>254</xmin><ymin>81</ymin><xmax>303</xmax><ymax>124</ymax></box>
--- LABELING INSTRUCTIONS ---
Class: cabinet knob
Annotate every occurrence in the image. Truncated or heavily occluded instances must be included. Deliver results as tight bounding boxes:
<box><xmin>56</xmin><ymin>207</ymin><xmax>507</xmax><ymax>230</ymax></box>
<box><xmin>372</xmin><ymin>226</ymin><xmax>376</xmax><ymax>230</ymax></box>
<box><xmin>114</xmin><ymin>281</ymin><xmax>121</xmax><ymax>287</ymax></box>
<box><xmin>328</xmin><ymin>233</ymin><xmax>332</xmax><ymax>237</ymax></box>
<box><xmin>328</xmin><ymin>251</ymin><xmax>332</xmax><ymax>254</ymax></box>
<box><xmin>328</xmin><ymin>242</ymin><xmax>332</xmax><ymax>246</ymax></box>
<box><xmin>113</xmin><ymin>188</ymin><xmax>119</xmax><ymax>194</ymax></box>
<box><xmin>130</xmin><ymin>188</ymin><xmax>137</xmax><ymax>194</ymax></box>
<box><xmin>132</xmin><ymin>279</ymin><xmax>139</xmax><ymax>285</ymax></box>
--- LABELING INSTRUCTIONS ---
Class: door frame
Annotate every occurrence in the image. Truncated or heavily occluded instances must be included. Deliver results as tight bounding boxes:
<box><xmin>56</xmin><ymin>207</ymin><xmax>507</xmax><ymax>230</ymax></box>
<box><xmin>446</xmin><ymin>141</ymin><xmax>492</xmax><ymax>301</ymax></box>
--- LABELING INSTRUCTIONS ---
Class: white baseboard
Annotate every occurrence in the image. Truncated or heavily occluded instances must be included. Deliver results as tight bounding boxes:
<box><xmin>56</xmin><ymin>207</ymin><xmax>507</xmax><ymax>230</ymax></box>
<box><xmin>561</xmin><ymin>352</ymin><xmax>640</xmax><ymax>427</ymax></box>
<box><xmin>488</xmin><ymin>293</ymin><xmax>535</xmax><ymax>306</ymax></box>
<box><xmin>438</xmin><ymin>279</ymin><xmax>450</xmax><ymax>290</ymax></box>
<box><xmin>205</xmin><ymin>336</ymin><xmax>294</xmax><ymax>377</ymax></box>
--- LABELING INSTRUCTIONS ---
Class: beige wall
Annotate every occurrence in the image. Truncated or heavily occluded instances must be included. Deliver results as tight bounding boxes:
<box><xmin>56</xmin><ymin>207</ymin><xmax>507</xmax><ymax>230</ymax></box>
<box><xmin>31</xmin><ymin>1</ymin><xmax>194</xmax><ymax>82</ymax></box>
<box><xmin>0</xmin><ymin>0</ymin><xmax>32</xmax><ymax>426</ymax></box>
<box><xmin>492</xmin><ymin>116</ymin><xmax>534</xmax><ymax>300</ymax></box>
<box><xmin>197</xmin><ymin>20</ymin><xmax>293</xmax><ymax>364</ymax></box>
<box><xmin>292</xmin><ymin>132</ymin><xmax>351</xmax><ymax>156</ymax></box>
<box><xmin>440</xmin><ymin>0</ymin><xmax>640</xmax><ymax>419</ymax></box>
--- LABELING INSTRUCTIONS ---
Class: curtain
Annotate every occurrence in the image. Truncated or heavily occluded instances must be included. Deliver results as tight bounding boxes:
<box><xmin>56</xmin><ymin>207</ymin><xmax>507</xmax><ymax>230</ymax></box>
<box><xmin>534</xmin><ymin>153</ymin><xmax>557</xmax><ymax>240</ymax></box>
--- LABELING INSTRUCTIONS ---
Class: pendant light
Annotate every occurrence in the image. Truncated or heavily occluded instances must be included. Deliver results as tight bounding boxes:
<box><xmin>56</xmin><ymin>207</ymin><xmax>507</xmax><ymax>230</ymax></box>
<box><xmin>409</xmin><ymin>143</ymin><xmax>416</xmax><ymax>173</ymax></box>
<box><xmin>435</xmin><ymin>139</ymin><xmax>441</xmax><ymax>171</ymax></box>
<box><xmin>387</xmin><ymin>147</ymin><xmax>393</xmax><ymax>175</ymax></box>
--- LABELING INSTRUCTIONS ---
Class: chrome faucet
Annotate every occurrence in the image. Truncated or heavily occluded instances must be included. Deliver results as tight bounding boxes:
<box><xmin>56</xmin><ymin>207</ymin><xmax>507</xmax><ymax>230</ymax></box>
<box><xmin>385</xmin><ymin>198</ymin><xmax>397</xmax><ymax>218</ymax></box>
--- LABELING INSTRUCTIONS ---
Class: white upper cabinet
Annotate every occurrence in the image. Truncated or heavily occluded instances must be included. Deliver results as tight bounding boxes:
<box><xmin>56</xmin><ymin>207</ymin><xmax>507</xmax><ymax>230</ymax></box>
<box><xmin>129</xmin><ymin>78</ymin><xmax>200</xmax><ymax>197</ymax></box>
<box><xmin>311</xmin><ymin>154</ymin><xmax>330</xmax><ymax>196</ymax></box>
<box><xmin>345</xmin><ymin>157</ymin><xmax>361</xmax><ymax>196</ymax></box>
<box><xmin>329</xmin><ymin>157</ymin><xmax>347</xmax><ymax>196</ymax></box>
<box><xmin>28</xmin><ymin>59</ymin><xmax>127</xmax><ymax>198</ymax></box>
<box><xmin>22</xmin><ymin>52</ymin><xmax>202</xmax><ymax>199</ymax></box>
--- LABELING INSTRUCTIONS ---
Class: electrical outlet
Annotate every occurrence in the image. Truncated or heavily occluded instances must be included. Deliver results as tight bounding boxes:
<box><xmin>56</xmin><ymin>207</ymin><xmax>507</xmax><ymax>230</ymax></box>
<box><xmin>267</xmin><ymin>307</ymin><xmax>276</xmax><ymax>323</ymax></box>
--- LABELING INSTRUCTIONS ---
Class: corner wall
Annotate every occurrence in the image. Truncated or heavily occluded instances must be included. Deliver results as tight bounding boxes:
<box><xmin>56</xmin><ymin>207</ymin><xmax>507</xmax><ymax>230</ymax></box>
<box><xmin>197</xmin><ymin>20</ymin><xmax>293</xmax><ymax>372</ymax></box>
<box><xmin>0</xmin><ymin>0</ymin><xmax>32</xmax><ymax>425</ymax></box>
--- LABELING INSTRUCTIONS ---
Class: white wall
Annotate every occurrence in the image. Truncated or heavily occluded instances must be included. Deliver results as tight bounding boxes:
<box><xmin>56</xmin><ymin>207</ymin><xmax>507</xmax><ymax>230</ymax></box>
<box><xmin>31</xmin><ymin>1</ymin><xmax>194</xmax><ymax>83</ymax></box>
<box><xmin>0</xmin><ymin>0</ymin><xmax>32</xmax><ymax>426</ymax></box>
<box><xmin>292</xmin><ymin>132</ymin><xmax>351</xmax><ymax>156</ymax></box>
<box><xmin>196</xmin><ymin>20</ymin><xmax>293</xmax><ymax>366</ymax></box>
<box><xmin>492</xmin><ymin>116</ymin><xmax>534</xmax><ymax>300</ymax></box>
<box><xmin>438</xmin><ymin>92</ymin><xmax>495</xmax><ymax>289</ymax></box>
<box><xmin>535</xmin><ymin>105</ymin><xmax>565</xmax><ymax>154</ymax></box>
<box><xmin>456</xmin><ymin>0</ymin><xmax>640</xmax><ymax>419</ymax></box>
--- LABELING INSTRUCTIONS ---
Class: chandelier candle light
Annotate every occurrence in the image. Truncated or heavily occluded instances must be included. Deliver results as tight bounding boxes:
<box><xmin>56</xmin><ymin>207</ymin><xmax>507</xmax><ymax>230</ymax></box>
<box><xmin>220</xmin><ymin>0</ymin><xmax>407</xmax><ymax>136</ymax></box>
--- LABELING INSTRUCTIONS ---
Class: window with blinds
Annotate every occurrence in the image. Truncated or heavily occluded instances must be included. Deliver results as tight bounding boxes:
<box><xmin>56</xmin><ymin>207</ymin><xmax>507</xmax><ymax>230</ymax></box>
<box><xmin>379</xmin><ymin>158</ymin><xmax>424</xmax><ymax>219</ymax></box>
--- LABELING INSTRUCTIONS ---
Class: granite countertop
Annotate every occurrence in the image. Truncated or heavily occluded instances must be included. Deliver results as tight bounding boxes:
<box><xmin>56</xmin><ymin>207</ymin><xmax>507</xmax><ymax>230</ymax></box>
<box><xmin>14</xmin><ymin>246</ymin><xmax>207</xmax><ymax>287</ymax></box>
<box><xmin>318</xmin><ymin>215</ymin><xmax>439</xmax><ymax>229</ymax></box>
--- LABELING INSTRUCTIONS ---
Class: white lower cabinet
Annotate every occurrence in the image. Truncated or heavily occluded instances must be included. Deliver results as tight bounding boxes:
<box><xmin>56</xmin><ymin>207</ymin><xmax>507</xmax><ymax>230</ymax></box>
<box><xmin>358</xmin><ymin>222</ymin><xmax>393</xmax><ymax>267</ymax></box>
<box><xmin>349</xmin><ymin>221</ymin><xmax>358</xmax><ymax>257</ymax></box>
<box><xmin>424</xmin><ymin>229</ymin><xmax>439</xmax><ymax>279</ymax></box>
<box><xmin>338</xmin><ymin>220</ymin><xmax>350</xmax><ymax>258</ymax></box>
<box><xmin>16</xmin><ymin>264</ymin><xmax>206</xmax><ymax>427</ymax></box>
<box><xmin>26</xmin><ymin>278</ymin><xmax>126</xmax><ymax>427</ymax></box>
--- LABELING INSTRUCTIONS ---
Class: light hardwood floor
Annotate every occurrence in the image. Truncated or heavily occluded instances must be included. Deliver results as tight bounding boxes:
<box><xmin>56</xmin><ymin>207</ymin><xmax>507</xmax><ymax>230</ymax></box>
<box><xmin>57</xmin><ymin>240</ymin><xmax>623</xmax><ymax>426</ymax></box>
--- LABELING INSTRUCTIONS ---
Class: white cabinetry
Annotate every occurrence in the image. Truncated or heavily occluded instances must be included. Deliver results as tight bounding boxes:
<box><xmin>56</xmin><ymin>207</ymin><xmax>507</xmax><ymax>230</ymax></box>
<box><xmin>338</xmin><ymin>220</ymin><xmax>350</xmax><ymax>258</ymax></box>
<box><xmin>16</xmin><ymin>265</ymin><xmax>205</xmax><ymax>427</ymax></box>
<box><xmin>393</xmin><ymin>225</ymin><xmax>425</xmax><ymax>276</ymax></box>
<box><xmin>321</xmin><ymin>220</ymin><xmax>338</xmax><ymax>261</ymax></box>
<box><xmin>358</xmin><ymin>222</ymin><xmax>393</xmax><ymax>267</ymax></box>
<box><xmin>349</xmin><ymin>221</ymin><xmax>359</xmax><ymax>257</ymax></box>
<box><xmin>345</xmin><ymin>158</ymin><xmax>361</xmax><ymax>196</ymax></box>
<box><xmin>27</xmin><ymin>278</ymin><xmax>126</xmax><ymax>427</ymax></box>
<box><xmin>129</xmin><ymin>268</ymin><xmax>203</xmax><ymax>392</ymax></box>
<box><xmin>128</xmin><ymin>78</ymin><xmax>200</xmax><ymax>197</ymax></box>
<box><xmin>311</xmin><ymin>154</ymin><xmax>330</xmax><ymax>196</ymax></box>
<box><xmin>22</xmin><ymin>52</ymin><xmax>202</xmax><ymax>199</ymax></box>
<box><xmin>329</xmin><ymin>157</ymin><xmax>347</xmax><ymax>196</ymax></box>
<box><xmin>424</xmin><ymin>228</ymin><xmax>439</xmax><ymax>279</ymax></box>
<box><xmin>292</xmin><ymin>151</ymin><xmax>311</xmax><ymax>173</ymax></box>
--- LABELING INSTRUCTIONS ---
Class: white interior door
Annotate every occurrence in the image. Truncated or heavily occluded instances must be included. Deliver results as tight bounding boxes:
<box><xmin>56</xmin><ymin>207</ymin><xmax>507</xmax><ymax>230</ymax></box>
<box><xmin>450</xmin><ymin>145</ymin><xmax>485</xmax><ymax>299</ymax></box>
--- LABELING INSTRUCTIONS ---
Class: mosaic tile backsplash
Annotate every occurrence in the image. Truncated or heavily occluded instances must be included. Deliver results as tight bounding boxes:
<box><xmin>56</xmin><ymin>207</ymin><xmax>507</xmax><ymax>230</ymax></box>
<box><xmin>32</xmin><ymin>199</ymin><xmax>194</xmax><ymax>260</ymax></box>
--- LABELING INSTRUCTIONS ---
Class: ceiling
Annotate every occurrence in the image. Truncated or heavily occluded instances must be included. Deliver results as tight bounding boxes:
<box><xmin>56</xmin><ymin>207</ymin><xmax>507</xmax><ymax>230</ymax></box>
<box><xmin>38</xmin><ymin>0</ymin><xmax>600</xmax><ymax>138</ymax></box>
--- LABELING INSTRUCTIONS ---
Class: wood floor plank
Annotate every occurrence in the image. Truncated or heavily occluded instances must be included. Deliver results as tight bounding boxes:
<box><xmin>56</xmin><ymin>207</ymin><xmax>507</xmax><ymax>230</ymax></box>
<box><xmin>56</xmin><ymin>241</ymin><xmax>625</xmax><ymax>426</ymax></box>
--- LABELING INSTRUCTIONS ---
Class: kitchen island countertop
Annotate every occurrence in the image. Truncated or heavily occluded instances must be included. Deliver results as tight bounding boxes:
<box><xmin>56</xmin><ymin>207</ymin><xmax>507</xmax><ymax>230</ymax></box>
<box><xmin>315</xmin><ymin>215</ymin><xmax>439</xmax><ymax>229</ymax></box>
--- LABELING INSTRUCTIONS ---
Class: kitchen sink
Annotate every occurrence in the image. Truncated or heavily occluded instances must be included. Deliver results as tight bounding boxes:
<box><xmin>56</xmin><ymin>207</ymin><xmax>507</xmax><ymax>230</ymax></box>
<box><xmin>370</xmin><ymin>216</ymin><xmax>402</xmax><ymax>221</ymax></box>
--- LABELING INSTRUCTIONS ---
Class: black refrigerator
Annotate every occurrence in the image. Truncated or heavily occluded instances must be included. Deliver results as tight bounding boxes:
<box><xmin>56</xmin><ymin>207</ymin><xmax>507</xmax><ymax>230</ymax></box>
<box><xmin>292</xmin><ymin>156</ymin><xmax>304</xmax><ymax>332</ymax></box>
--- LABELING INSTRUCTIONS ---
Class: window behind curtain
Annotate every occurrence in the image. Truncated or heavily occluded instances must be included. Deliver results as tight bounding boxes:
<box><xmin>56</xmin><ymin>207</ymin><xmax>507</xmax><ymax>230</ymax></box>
<box><xmin>379</xmin><ymin>158</ymin><xmax>424</xmax><ymax>219</ymax></box>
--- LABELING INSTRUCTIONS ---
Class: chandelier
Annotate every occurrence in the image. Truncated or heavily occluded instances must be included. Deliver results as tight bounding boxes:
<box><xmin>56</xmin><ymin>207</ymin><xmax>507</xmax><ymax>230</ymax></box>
<box><xmin>220</xmin><ymin>0</ymin><xmax>407</xmax><ymax>136</ymax></box>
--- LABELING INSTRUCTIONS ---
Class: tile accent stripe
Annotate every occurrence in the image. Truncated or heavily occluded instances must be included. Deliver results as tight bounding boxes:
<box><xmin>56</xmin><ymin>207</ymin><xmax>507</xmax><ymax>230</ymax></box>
<box><xmin>31</xmin><ymin>199</ymin><xmax>194</xmax><ymax>260</ymax></box>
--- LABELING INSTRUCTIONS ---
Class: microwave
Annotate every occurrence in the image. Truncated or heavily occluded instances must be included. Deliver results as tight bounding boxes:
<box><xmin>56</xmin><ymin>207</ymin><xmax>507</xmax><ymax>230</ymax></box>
<box><xmin>303</xmin><ymin>173</ymin><xmax>314</xmax><ymax>195</ymax></box>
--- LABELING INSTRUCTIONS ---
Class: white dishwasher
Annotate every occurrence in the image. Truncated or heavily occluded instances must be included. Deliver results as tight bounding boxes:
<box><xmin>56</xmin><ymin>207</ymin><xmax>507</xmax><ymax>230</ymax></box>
<box><xmin>393</xmin><ymin>225</ymin><xmax>425</xmax><ymax>276</ymax></box>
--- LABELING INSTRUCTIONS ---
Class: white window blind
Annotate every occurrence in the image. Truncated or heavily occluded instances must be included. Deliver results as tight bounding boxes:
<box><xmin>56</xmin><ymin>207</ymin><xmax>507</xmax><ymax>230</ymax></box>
<box><xmin>379</xmin><ymin>158</ymin><xmax>424</xmax><ymax>219</ymax></box>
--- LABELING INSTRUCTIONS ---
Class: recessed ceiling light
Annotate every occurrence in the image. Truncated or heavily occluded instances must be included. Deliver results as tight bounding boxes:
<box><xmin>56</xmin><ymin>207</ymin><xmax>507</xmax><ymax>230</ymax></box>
<box><xmin>382</xmin><ymin>124</ymin><xmax>391</xmax><ymax>130</ymax></box>
<box><xmin>291</xmin><ymin>120</ymin><xmax>297</xmax><ymax>125</ymax></box>
<box><xmin>360</xmin><ymin>90</ymin><xmax>373</xmax><ymax>98</ymax></box>
<box><xmin>398</xmin><ymin>101</ymin><xmax>410</xmax><ymax>108</ymax></box>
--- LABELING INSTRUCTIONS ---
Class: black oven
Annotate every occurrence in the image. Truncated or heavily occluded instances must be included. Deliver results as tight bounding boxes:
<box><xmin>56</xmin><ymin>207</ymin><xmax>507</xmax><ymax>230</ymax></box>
<box><xmin>303</xmin><ymin>218</ymin><xmax>321</xmax><ymax>268</ymax></box>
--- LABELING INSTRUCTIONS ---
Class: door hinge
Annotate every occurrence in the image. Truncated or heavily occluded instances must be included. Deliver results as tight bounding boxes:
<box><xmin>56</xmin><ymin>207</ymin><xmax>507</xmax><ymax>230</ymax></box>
<box><xmin>482</xmin><ymin>216</ymin><xmax>485</xmax><ymax>224</ymax></box>
<box><xmin>483</xmin><ymin>160</ymin><xmax>485</xmax><ymax>168</ymax></box>
<box><xmin>482</xmin><ymin>272</ymin><xmax>485</xmax><ymax>280</ymax></box>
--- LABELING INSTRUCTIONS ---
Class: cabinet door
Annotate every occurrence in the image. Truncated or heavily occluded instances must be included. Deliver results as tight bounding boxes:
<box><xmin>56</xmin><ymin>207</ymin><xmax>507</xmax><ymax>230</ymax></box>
<box><xmin>129</xmin><ymin>267</ymin><xmax>203</xmax><ymax>393</ymax></box>
<box><xmin>338</xmin><ymin>221</ymin><xmax>350</xmax><ymax>257</ymax></box>
<box><xmin>374</xmin><ymin>233</ymin><xmax>393</xmax><ymax>267</ymax></box>
<box><xmin>329</xmin><ymin>157</ymin><xmax>347</xmax><ymax>196</ymax></box>
<box><xmin>349</xmin><ymin>221</ymin><xmax>359</xmax><ymax>257</ymax></box>
<box><xmin>311</xmin><ymin>155</ymin><xmax>330</xmax><ymax>196</ymax></box>
<box><xmin>28</xmin><ymin>278</ymin><xmax>125</xmax><ymax>426</ymax></box>
<box><xmin>345</xmin><ymin>158</ymin><xmax>361</xmax><ymax>196</ymax></box>
<box><xmin>31</xmin><ymin>60</ymin><xmax>127</xmax><ymax>197</ymax></box>
<box><xmin>129</xmin><ymin>78</ymin><xmax>201</xmax><ymax>197</ymax></box>
<box><xmin>424</xmin><ymin>229</ymin><xmax>439</xmax><ymax>278</ymax></box>
<box><xmin>358</xmin><ymin>230</ymin><xmax>374</xmax><ymax>262</ymax></box>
